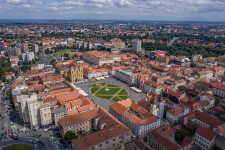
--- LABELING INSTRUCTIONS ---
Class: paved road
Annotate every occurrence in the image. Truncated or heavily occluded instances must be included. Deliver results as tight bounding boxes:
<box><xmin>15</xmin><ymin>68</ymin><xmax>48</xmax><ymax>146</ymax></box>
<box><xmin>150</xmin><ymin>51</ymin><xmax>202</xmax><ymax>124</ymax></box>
<box><xmin>76</xmin><ymin>77</ymin><xmax>144</xmax><ymax>110</ymax></box>
<box><xmin>0</xmin><ymin>84</ymin><xmax>12</xmax><ymax>143</ymax></box>
<box><xmin>0</xmin><ymin>83</ymin><xmax>53</xmax><ymax>150</ymax></box>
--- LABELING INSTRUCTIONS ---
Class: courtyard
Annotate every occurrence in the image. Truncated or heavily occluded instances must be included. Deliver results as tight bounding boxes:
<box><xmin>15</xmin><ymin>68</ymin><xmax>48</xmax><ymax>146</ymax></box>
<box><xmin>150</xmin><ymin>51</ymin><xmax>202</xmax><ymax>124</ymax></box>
<box><xmin>76</xmin><ymin>77</ymin><xmax>144</xmax><ymax>110</ymax></box>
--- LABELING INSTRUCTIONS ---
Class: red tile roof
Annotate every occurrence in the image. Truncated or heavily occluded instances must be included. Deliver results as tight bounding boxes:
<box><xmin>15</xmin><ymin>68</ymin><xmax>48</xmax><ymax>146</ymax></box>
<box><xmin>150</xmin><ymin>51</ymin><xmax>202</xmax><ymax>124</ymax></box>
<box><xmin>167</xmin><ymin>107</ymin><xmax>184</xmax><ymax>116</ymax></box>
<box><xmin>180</xmin><ymin>97</ymin><xmax>201</xmax><ymax>111</ymax></box>
<box><xmin>110</xmin><ymin>99</ymin><xmax>159</xmax><ymax>126</ymax></box>
<box><xmin>109</xmin><ymin>102</ymin><xmax>126</xmax><ymax>115</ymax></box>
<box><xmin>5</xmin><ymin>72</ymin><xmax>15</xmax><ymax>75</ymax></box>
<box><xmin>184</xmin><ymin>110</ymin><xmax>224</xmax><ymax>130</ymax></box>
<box><xmin>196</xmin><ymin>126</ymin><xmax>215</xmax><ymax>141</ymax></box>
<box><xmin>150</xmin><ymin>125</ymin><xmax>192</xmax><ymax>150</ymax></box>
<box><xmin>213</xmin><ymin>82</ymin><xmax>225</xmax><ymax>91</ymax></box>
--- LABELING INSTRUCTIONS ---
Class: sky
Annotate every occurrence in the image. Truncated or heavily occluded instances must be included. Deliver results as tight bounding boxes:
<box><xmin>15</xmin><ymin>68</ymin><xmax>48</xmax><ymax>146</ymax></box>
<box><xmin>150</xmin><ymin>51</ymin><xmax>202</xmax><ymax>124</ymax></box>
<box><xmin>0</xmin><ymin>0</ymin><xmax>225</xmax><ymax>21</ymax></box>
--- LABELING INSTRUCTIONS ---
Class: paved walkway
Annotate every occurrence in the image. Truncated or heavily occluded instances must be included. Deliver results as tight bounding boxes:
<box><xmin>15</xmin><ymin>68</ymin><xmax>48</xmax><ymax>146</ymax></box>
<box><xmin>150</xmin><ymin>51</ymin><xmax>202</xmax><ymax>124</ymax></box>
<box><xmin>76</xmin><ymin>77</ymin><xmax>144</xmax><ymax>110</ymax></box>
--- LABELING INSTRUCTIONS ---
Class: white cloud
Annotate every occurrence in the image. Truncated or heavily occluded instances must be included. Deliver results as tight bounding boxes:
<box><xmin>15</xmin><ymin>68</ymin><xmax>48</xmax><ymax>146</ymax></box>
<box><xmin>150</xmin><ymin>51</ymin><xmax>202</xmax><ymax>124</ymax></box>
<box><xmin>64</xmin><ymin>1</ymin><xmax>83</xmax><ymax>5</ymax></box>
<box><xmin>21</xmin><ymin>4</ymin><xmax>31</xmax><ymax>8</ymax></box>
<box><xmin>7</xmin><ymin>0</ymin><xmax>26</xmax><ymax>3</ymax></box>
<box><xmin>95</xmin><ymin>3</ymin><xmax>104</xmax><ymax>7</ymax></box>
<box><xmin>96</xmin><ymin>11</ymin><xmax>104</xmax><ymax>14</ymax></box>
<box><xmin>0</xmin><ymin>0</ymin><xmax>225</xmax><ymax>21</ymax></box>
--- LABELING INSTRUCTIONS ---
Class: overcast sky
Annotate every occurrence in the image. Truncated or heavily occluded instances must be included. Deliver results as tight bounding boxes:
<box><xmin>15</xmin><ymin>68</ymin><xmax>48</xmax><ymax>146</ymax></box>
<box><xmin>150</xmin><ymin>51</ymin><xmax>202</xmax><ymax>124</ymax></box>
<box><xmin>0</xmin><ymin>0</ymin><xmax>225</xmax><ymax>21</ymax></box>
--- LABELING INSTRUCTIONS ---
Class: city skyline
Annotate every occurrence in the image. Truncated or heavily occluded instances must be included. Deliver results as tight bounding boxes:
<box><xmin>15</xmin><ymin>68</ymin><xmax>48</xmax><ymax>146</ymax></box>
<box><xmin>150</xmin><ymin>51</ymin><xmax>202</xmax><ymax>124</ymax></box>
<box><xmin>0</xmin><ymin>0</ymin><xmax>225</xmax><ymax>22</ymax></box>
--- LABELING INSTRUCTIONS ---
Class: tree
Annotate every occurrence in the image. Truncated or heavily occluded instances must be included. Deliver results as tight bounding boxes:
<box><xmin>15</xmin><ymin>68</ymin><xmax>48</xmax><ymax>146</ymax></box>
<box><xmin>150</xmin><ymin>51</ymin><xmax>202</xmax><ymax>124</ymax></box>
<box><xmin>6</xmin><ymin>89</ymin><xmax>12</xmax><ymax>98</ymax></box>
<box><xmin>64</xmin><ymin>131</ymin><xmax>77</xmax><ymax>144</ymax></box>
<box><xmin>64</xmin><ymin>53</ymin><xmax>69</xmax><ymax>57</ymax></box>
<box><xmin>0</xmin><ymin>67</ymin><xmax>5</xmax><ymax>79</ymax></box>
<box><xmin>45</xmin><ymin>48</ymin><xmax>51</xmax><ymax>54</ymax></box>
<box><xmin>175</xmin><ymin>129</ymin><xmax>186</xmax><ymax>143</ymax></box>
<box><xmin>50</xmin><ymin>59</ymin><xmax>56</xmax><ymax>65</ymax></box>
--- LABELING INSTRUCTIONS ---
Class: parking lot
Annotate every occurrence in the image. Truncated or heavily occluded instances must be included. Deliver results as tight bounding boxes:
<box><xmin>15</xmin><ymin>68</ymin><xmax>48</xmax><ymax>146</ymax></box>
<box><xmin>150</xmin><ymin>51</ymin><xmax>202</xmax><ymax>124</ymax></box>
<box><xmin>76</xmin><ymin>77</ymin><xmax>144</xmax><ymax>110</ymax></box>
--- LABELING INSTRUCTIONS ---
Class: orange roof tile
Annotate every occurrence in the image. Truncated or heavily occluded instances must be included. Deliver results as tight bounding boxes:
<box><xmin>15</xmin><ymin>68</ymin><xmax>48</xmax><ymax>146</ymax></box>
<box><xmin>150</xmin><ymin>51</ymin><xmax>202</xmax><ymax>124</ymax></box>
<box><xmin>167</xmin><ymin>107</ymin><xmax>184</xmax><ymax>116</ymax></box>
<box><xmin>70</xmin><ymin>99</ymin><xmax>82</xmax><ymax>107</ymax></box>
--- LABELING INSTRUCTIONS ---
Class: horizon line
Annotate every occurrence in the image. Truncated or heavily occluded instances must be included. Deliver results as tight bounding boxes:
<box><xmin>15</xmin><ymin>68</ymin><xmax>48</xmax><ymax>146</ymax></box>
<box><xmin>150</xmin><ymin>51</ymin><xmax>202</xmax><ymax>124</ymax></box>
<box><xmin>0</xmin><ymin>19</ymin><xmax>225</xmax><ymax>23</ymax></box>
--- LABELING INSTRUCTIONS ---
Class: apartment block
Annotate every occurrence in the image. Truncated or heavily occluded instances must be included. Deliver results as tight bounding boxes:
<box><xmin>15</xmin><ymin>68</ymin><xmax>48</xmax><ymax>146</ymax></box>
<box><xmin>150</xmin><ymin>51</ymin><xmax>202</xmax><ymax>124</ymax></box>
<box><xmin>39</xmin><ymin>103</ymin><xmax>52</xmax><ymax>127</ymax></box>
<box><xmin>51</xmin><ymin>107</ymin><xmax>67</xmax><ymax>125</ymax></box>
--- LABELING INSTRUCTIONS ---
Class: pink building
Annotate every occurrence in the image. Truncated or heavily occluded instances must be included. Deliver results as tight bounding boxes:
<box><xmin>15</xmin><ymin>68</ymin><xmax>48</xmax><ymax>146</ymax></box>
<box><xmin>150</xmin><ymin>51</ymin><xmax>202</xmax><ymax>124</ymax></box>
<box><xmin>146</xmin><ymin>50</ymin><xmax>166</xmax><ymax>59</ymax></box>
<box><xmin>180</xmin><ymin>97</ymin><xmax>202</xmax><ymax>112</ymax></box>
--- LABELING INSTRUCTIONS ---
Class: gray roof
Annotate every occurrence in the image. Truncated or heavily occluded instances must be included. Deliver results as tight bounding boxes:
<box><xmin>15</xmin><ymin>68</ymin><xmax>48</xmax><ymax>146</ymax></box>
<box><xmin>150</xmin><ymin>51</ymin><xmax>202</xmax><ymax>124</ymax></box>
<box><xmin>117</xmin><ymin>69</ymin><xmax>133</xmax><ymax>76</ymax></box>
<box><xmin>51</xmin><ymin>107</ymin><xmax>67</xmax><ymax>114</ymax></box>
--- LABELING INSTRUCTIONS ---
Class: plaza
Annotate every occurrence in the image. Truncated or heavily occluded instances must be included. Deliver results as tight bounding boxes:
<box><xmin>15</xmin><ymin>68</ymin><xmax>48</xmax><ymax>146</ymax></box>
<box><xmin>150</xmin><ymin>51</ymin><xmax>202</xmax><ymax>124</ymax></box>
<box><xmin>90</xmin><ymin>82</ymin><xmax>129</xmax><ymax>102</ymax></box>
<box><xmin>76</xmin><ymin>77</ymin><xmax>144</xmax><ymax>110</ymax></box>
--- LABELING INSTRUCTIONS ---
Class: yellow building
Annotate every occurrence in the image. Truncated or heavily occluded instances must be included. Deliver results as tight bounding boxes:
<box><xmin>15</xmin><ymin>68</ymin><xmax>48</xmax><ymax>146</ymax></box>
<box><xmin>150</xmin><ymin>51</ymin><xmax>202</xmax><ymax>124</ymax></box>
<box><xmin>64</xmin><ymin>67</ymin><xmax>84</xmax><ymax>82</ymax></box>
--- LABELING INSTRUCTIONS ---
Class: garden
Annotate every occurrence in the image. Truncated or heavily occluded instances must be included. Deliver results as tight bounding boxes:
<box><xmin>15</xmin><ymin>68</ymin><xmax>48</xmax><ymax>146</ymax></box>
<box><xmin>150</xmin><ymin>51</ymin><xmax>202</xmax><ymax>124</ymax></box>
<box><xmin>90</xmin><ymin>83</ymin><xmax>129</xmax><ymax>102</ymax></box>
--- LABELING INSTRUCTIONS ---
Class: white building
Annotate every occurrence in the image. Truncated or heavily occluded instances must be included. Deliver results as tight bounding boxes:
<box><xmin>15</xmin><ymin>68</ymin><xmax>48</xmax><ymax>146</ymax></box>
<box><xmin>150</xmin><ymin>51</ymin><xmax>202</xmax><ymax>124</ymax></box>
<box><xmin>150</xmin><ymin>101</ymin><xmax>165</xmax><ymax>118</ymax></box>
<box><xmin>115</xmin><ymin>69</ymin><xmax>136</xmax><ymax>85</ymax></box>
<box><xmin>194</xmin><ymin>127</ymin><xmax>216</xmax><ymax>150</ymax></box>
<box><xmin>27</xmin><ymin>99</ymin><xmax>40</xmax><ymax>129</ymax></box>
<box><xmin>132</xmin><ymin>39</ymin><xmax>141</xmax><ymax>53</ymax></box>
<box><xmin>51</xmin><ymin>107</ymin><xmax>67</xmax><ymax>125</ymax></box>
<box><xmin>39</xmin><ymin>103</ymin><xmax>52</xmax><ymax>127</ymax></box>
<box><xmin>139</xmin><ymin>80</ymin><xmax>163</xmax><ymax>94</ymax></box>
<box><xmin>17</xmin><ymin>93</ymin><xmax>38</xmax><ymax>122</ymax></box>
<box><xmin>22</xmin><ymin>51</ymin><xmax>35</xmax><ymax>61</ymax></box>
<box><xmin>31</xmin><ymin>44</ymin><xmax>39</xmax><ymax>54</ymax></box>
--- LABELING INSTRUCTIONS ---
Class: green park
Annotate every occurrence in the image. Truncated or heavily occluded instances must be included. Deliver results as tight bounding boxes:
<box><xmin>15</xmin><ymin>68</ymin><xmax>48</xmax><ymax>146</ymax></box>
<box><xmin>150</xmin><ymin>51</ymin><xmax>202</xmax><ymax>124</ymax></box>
<box><xmin>1</xmin><ymin>144</ymin><xmax>34</xmax><ymax>150</ymax></box>
<box><xmin>90</xmin><ymin>83</ymin><xmax>129</xmax><ymax>102</ymax></box>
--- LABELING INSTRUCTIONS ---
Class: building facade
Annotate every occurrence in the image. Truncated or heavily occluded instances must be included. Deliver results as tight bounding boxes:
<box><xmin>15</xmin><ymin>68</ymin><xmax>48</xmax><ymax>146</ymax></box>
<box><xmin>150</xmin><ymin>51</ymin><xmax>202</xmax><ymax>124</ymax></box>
<box><xmin>132</xmin><ymin>39</ymin><xmax>141</xmax><ymax>53</ymax></box>
<box><xmin>109</xmin><ymin>99</ymin><xmax>160</xmax><ymax>137</ymax></box>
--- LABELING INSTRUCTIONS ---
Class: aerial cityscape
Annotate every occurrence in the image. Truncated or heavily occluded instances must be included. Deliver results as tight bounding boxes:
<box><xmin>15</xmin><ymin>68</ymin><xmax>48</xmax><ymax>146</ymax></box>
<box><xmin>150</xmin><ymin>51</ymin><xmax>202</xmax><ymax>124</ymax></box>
<box><xmin>0</xmin><ymin>1</ymin><xmax>225</xmax><ymax>150</ymax></box>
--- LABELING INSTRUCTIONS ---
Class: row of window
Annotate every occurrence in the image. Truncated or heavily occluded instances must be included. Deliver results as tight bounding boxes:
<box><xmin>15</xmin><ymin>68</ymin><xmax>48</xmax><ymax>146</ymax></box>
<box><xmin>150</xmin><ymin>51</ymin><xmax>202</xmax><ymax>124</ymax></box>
<box><xmin>195</xmin><ymin>134</ymin><xmax>209</xmax><ymax>144</ymax></box>
<box><xmin>194</xmin><ymin>140</ymin><xmax>209</xmax><ymax>150</ymax></box>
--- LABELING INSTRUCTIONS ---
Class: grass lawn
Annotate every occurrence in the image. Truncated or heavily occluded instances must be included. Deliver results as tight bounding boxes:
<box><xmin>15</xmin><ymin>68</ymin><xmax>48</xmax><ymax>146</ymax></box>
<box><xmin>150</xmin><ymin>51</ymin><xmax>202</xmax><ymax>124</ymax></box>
<box><xmin>95</xmin><ymin>88</ymin><xmax>121</xmax><ymax>95</ymax></box>
<box><xmin>96</xmin><ymin>95</ymin><xmax>113</xmax><ymax>100</ymax></box>
<box><xmin>118</xmin><ymin>89</ymin><xmax>127</xmax><ymax>95</ymax></box>
<box><xmin>2</xmin><ymin>144</ymin><xmax>34</xmax><ymax>150</ymax></box>
<box><xmin>55</xmin><ymin>49</ymin><xmax>75</xmax><ymax>58</ymax></box>
<box><xmin>112</xmin><ymin>96</ymin><xmax>121</xmax><ymax>102</ymax></box>
<box><xmin>90</xmin><ymin>88</ymin><xmax>99</xmax><ymax>94</ymax></box>
<box><xmin>118</xmin><ymin>96</ymin><xmax>129</xmax><ymax>100</ymax></box>
<box><xmin>90</xmin><ymin>83</ymin><xmax>129</xmax><ymax>101</ymax></box>
<box><xmin>57</xmin><ymin>49</ymin><xmax>70</xmax><ymax>55</ymax></box>
<box><xmin>92</xmin><ymin>83</ymin><xmax>97</xmax><ymax>87</ymax></box>
<box><xmin>107</xmin><ymin>84</ymin><xmax>120</xmax><ymax>87</ymax></box>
